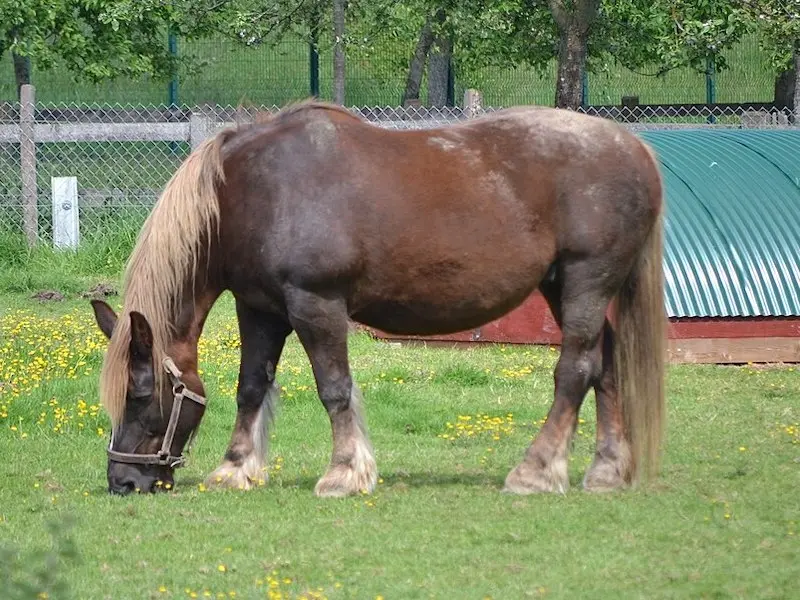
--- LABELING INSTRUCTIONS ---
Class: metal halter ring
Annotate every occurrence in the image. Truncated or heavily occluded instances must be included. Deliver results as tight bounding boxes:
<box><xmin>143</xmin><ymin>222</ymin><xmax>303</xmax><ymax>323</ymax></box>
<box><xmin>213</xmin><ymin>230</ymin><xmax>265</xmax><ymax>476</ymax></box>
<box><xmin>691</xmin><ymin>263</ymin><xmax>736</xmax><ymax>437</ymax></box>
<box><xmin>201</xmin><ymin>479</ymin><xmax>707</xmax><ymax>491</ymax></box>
<box><xmin>106</xmin><ymin>357</ymin><xmax>207</xmax><ymax>468</ymax></box>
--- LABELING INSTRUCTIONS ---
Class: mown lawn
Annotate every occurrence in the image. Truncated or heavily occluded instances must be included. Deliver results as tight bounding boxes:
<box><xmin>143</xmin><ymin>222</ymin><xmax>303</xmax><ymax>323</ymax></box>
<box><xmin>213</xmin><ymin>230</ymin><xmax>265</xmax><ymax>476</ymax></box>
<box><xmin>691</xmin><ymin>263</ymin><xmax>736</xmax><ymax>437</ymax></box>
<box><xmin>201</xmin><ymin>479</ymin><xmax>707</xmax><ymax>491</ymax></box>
<box><xmin>0</xmin><ymin>291</ymin><xmax>798</xmax><ymax>599</ymax></box>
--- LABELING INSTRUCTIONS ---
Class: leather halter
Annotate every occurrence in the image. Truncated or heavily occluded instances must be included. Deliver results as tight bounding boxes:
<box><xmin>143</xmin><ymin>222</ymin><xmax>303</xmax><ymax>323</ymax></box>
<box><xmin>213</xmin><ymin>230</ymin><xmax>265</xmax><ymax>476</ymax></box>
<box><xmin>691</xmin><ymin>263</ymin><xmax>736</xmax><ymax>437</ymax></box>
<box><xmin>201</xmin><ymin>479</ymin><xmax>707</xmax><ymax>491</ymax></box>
<box><xmin>106</xmin><ymin>357</ymin><xmax>206</xmax><ymax>469</ymax></box>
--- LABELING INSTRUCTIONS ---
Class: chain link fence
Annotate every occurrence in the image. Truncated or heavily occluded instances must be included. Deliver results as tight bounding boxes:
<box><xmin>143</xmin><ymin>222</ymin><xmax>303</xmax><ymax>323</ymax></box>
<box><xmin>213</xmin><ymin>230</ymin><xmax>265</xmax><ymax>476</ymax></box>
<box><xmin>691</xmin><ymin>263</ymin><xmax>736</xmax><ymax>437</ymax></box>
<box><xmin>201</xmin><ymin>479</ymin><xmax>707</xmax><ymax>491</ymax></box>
<box><xmin>0</xmin><ymin>33</ymin><xmax>776</xmax><ymax>108</ymax></box>
<box><xmin>0</xmin><ymin>91</ymin><xmax>796</xmax><ymax>249</ymax></box>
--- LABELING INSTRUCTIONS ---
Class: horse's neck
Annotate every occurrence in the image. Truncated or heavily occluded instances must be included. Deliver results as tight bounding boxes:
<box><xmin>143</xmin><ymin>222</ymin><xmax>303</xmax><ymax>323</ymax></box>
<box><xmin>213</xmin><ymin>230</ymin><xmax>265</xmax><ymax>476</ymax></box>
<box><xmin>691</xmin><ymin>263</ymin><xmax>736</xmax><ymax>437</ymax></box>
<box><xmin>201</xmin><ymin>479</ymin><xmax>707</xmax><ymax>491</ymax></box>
<box><xmin>165</xmin><ymin>288</ymin><xmax>221</xmax><ymax>372</ymax></box>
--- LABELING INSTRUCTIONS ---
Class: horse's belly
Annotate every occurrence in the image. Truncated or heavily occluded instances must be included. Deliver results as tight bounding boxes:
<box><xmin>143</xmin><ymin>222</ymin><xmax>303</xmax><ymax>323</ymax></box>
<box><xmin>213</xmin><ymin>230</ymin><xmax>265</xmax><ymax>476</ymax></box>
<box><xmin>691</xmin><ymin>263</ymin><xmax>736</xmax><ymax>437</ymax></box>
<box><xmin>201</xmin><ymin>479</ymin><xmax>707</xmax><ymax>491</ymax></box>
<box><xmin>350</xmin><ymin>275</ymin><xmax>540</xmax><ymax>336</ymax></box>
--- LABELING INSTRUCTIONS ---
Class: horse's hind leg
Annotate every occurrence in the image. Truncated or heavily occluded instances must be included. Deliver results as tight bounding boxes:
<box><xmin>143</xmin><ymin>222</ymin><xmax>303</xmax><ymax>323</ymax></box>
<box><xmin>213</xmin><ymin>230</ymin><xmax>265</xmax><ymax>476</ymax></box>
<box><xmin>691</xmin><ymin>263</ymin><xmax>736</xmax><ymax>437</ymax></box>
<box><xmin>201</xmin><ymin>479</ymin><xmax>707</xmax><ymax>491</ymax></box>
<box><xmin>286</xmin><ymin>288</ymin><xmax>377</xmax><ymax>497</ymax></box>
<box><xmin>206</xmin><ymin>300</ymin><xmax>291</xmax><ymax>490</ymax></box>
<box><xmin>503</xmin><ymin>267</ymin><xmax>610</xmax><ymax>494</ymax></box>
<box><xmin>582</xmin><ymin>321</ymin><xmax>632</xmax><ymax>492</ymax></box>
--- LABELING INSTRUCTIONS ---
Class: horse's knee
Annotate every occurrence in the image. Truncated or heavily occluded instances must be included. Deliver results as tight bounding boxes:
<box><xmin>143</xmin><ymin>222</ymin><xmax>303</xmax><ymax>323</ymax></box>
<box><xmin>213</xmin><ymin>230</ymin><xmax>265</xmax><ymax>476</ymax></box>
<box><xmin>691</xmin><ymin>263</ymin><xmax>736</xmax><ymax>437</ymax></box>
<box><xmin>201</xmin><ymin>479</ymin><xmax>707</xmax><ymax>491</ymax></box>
<box><xmin>318</xmin><ymin>375</ymin><xmax>353</xmax><ymax>415</ymax></box>
<box><xmin>554</xmin><ymin>344</ymin><xmax>603</xmax><ymax>398</ymax></box>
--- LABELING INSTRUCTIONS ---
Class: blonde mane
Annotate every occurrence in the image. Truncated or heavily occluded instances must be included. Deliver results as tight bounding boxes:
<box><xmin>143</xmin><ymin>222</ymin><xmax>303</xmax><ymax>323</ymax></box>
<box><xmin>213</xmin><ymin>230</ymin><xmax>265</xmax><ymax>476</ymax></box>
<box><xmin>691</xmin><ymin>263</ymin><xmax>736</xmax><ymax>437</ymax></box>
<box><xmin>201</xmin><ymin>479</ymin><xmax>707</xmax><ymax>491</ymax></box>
<box><xmin>99</xmin><ymin>134</ymin><xmax>227</xmax><ymax>427</ymax></box>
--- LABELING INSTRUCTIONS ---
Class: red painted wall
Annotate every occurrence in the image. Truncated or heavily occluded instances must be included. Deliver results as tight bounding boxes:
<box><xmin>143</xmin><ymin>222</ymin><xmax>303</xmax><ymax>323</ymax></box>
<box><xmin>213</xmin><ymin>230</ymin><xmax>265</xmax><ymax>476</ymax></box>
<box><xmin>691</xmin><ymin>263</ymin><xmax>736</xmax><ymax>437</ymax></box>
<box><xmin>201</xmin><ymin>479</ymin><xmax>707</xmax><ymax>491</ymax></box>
<box><xmin>368</xmin><ymin>292</ymin><xmax>800</xmax><ymax>344</ymax></box>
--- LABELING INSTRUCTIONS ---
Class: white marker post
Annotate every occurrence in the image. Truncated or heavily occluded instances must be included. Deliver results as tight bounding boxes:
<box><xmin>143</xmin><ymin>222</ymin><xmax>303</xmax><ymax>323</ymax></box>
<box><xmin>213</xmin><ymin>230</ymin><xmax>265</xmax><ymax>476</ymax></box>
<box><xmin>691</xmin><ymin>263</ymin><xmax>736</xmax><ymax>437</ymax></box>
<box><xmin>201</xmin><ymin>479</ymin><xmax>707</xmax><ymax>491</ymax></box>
<box><xmin>52</xmin><ymin>176</ymin><xmax>79</xmax><ymax>249</ymax></box>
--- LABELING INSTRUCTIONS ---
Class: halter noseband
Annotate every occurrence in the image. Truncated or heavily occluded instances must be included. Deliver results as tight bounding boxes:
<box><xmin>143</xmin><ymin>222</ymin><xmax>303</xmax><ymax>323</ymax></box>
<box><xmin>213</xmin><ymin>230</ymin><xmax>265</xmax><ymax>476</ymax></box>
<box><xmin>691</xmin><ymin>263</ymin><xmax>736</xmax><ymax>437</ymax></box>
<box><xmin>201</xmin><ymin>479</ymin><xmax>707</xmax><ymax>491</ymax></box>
<box><xmin>106</xmin><ymin>357</ymin><xmax>207</xmax><ymax>469</ymax></box>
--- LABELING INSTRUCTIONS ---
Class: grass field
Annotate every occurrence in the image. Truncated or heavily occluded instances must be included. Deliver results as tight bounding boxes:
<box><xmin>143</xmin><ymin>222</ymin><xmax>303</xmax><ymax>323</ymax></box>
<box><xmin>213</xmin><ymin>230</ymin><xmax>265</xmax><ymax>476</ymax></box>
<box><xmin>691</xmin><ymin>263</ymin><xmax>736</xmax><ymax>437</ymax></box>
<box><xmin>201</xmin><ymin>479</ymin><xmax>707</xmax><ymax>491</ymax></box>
<box><xmin>0</xmin><ymin>33</ymin><xmax>775</xmax><ymax>107</ymax></box>
<box><xmin>0</xmin><ymin>277</ymin><xmax>798</xmax><ymax>599</ymax></box>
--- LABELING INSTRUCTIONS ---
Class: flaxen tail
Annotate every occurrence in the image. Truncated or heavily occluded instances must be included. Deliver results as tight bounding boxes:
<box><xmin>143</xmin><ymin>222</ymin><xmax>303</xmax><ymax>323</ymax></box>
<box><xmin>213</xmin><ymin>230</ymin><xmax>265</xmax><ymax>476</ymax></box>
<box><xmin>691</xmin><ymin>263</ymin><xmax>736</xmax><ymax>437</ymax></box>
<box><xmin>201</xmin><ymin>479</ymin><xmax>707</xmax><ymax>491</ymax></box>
<box><xmin>613</xmin><ymin>159</ymin><xmax>667</xmax><ymax>484</ymax></box>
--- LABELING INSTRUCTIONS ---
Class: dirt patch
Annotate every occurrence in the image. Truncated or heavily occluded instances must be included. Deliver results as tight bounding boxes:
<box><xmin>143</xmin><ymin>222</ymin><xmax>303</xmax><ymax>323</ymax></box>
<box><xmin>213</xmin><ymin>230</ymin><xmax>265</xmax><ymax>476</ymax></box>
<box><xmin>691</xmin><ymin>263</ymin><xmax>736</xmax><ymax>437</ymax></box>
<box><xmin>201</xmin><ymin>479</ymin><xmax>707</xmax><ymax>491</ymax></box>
<box><xmin>31</xmin><ymin>290</ymin><xmax>65</xmax><ymax>302</ymax></box>
<box><xmin>81</xmin><ymin>282</ymin><xmax>118</xmax><ymax>299</ymax></box>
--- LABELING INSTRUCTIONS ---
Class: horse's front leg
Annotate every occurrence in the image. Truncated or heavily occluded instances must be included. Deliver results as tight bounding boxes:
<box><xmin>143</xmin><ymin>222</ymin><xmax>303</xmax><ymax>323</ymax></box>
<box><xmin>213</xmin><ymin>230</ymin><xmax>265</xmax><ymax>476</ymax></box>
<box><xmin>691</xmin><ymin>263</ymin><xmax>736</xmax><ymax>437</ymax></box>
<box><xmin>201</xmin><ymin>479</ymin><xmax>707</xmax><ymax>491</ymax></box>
<box><xmin>286</xmin><ymin>288</ymin><xmax>378</xmax><ymax>497</ymax></box>
<box><xmin>205</xmin><ymin>300</ymin><xmax>291</xmax><ymax>490</ymax></box>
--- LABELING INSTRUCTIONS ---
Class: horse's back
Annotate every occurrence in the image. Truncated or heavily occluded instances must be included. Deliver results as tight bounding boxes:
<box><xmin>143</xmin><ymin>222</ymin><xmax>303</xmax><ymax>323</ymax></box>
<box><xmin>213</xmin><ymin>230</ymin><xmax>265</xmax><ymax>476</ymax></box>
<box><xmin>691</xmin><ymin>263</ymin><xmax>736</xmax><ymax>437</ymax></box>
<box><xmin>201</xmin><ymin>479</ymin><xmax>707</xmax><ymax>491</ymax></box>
<box><xmin>216</xmin><ymin>104</ymin><xmax>660</xmax><ymax>334</ymax></box>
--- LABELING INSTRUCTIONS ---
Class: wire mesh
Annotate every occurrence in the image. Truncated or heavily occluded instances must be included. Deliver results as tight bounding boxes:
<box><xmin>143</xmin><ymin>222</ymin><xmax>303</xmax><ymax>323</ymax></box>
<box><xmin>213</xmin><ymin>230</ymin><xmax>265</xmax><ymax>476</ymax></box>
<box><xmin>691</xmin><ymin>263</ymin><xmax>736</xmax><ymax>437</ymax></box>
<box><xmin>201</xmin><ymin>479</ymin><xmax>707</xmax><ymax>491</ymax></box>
<box><xmin>0</xmin><ymin>101</ymin><xmax>795</xmax><ymax>247</ymax></box>
<box><xmin>0</xmin><ymin>32</ymin><xmax>777</xmax><ymax>108</ymax></box>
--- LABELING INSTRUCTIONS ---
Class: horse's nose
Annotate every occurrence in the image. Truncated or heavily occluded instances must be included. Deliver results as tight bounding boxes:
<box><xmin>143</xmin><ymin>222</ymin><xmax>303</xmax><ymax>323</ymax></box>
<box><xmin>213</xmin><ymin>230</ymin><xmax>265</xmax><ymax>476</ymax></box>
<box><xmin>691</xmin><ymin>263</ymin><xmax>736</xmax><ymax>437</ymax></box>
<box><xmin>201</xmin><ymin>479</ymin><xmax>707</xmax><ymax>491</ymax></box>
<box><xmin>108</xmin><ymin>478</ymin><xmax>136</xmax><ymax>495</ymax></box>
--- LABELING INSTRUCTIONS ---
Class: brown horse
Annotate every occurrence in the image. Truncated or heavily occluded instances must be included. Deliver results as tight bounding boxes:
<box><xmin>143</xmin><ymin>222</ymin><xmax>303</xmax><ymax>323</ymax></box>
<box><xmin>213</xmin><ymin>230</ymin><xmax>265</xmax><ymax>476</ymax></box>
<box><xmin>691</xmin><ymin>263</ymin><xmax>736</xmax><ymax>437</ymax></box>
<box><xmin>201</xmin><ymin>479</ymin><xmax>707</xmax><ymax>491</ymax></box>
<box><xmin>90</xmin><ymin>101</ymin><xmax>666</xmax><ymax>497</ymax></box>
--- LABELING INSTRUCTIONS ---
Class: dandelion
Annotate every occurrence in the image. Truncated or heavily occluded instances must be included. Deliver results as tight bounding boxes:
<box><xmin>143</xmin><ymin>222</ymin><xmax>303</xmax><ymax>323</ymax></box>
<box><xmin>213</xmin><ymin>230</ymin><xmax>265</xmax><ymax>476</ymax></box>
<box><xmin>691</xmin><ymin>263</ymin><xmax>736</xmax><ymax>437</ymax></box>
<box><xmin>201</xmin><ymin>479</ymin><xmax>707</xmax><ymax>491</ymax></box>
<box><xmin>218</xmin><ymin>564</ymin><xmax>227</xmax><ymax>573</ymax></box>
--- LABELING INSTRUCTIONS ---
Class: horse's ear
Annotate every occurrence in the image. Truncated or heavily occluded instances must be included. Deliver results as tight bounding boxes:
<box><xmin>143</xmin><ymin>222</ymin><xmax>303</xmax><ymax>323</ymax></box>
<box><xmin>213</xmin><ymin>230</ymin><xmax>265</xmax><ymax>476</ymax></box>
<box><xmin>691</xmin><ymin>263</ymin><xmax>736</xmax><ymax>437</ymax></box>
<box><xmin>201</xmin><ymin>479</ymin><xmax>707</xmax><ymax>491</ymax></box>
<box><xmin>129</xmin><ymin>311</ymin><xmax>154</xmax><ymax>360</ymax></box>
<box><xmin>90</xmin><ymin>300</ymin><xmax>117</xmax><ymax>339</ymax></box>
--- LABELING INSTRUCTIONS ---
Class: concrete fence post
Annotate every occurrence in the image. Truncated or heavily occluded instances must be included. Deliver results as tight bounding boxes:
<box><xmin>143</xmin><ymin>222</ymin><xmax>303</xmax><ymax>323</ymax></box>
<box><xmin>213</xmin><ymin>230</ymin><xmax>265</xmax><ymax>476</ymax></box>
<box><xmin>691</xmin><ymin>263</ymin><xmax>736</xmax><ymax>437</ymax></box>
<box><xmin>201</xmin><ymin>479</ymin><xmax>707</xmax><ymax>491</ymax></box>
<box><xmin>52</xmin><ymin>176</ymin><xmax>79</xmax><ymax>249</ymax></box>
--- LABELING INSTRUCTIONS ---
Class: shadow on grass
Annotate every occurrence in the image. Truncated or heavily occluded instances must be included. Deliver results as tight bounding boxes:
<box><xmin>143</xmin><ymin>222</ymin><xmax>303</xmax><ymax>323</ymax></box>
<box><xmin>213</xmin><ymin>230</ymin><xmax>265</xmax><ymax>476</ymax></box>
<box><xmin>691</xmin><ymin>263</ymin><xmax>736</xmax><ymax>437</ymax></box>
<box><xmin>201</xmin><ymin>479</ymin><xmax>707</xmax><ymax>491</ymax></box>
<box><xmin>91</xmin><ymin>472</ymin><xmax>510</xmax><ymax>496</ymax></box>
<box><xmin>276</xmin><ymin>471</ymin><xmax>507</xmax><ymax>492</ymax></box>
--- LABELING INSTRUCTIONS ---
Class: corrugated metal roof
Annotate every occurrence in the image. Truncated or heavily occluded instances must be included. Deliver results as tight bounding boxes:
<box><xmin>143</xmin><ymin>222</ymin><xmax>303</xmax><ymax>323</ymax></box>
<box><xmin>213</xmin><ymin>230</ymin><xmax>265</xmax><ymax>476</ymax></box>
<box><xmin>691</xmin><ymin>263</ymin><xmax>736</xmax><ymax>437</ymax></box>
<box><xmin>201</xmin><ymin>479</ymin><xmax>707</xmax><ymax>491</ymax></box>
<box><xmin>640</xmin><ymin>129</ymin><xmax>800</xmax><ymax>318</ymax></box>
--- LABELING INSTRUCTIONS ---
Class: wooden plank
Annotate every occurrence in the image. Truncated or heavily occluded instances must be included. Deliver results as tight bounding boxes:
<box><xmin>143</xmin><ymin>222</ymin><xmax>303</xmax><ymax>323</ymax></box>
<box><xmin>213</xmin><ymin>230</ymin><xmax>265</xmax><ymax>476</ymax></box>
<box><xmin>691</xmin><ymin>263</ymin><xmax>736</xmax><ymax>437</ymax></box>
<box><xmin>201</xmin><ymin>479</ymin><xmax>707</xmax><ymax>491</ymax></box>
<box><xmin>20</xmin><ymin>85</ymin><xmax>36</xmax><ymax>247</ymax></box>
<box><xmin>0</xmin><ymin>121</ymin><xmax>190</xmax><ymax>143</ymax></box>
<box><xmin>669</xmin><ymin>318</ymin><xmax>800</xmax><ymax>339</ymax></box>
<box><xmin>667</xmin><ymin>337</ymin><xmax>800</xmax><ymax>364</ymax></box>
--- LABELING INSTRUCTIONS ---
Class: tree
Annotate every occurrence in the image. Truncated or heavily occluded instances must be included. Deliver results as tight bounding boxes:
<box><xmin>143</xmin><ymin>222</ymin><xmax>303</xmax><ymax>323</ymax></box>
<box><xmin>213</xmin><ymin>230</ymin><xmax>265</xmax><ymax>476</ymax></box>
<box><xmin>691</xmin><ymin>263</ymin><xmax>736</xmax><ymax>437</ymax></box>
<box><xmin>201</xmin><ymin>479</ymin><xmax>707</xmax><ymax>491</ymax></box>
<box><xmin>550</xmin><ymin>0</ymin><xmax>600</xmax><ymax>108</ymax></box>
<box><xmin>742</xmin><ymin>0</ymin><xmax>800</xmax><ymax>115</ymax></box>
<box><xmin>402</xmin><ymin>13</ymin><xmax>440</xmax><ymax>105</ymax></box>
<box><xmin>601</xmin><ymin>1</ymin><xmax>749</xmax><ymax>75</ymax></box>
<box><xmin>0</xmin><ymin>0</ymin><xmax>181</xmax><ymax>98</ymax></box>
<box><xmin>333</xmin><ymin>0</ymin><xmax>346</xmax><ymax>104</ymax></box>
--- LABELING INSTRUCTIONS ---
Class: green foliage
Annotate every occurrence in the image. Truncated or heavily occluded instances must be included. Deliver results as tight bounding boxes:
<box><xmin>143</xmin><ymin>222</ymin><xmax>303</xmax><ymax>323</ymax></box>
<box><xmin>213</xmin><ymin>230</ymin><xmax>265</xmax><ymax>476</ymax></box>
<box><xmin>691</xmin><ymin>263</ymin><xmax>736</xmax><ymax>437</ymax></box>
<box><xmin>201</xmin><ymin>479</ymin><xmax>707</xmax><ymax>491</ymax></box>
<box><xmin>598</xmin><ymin>1</ymin><xmax>751</xmax><ymax>74</ymax></box>
<box><xmin>743</xmin><ymin>0</ymin><xmax>800</xmax><ymax>71</ymax></box>
<box><xmin>0</xmin><ymin>0</ymin><xmax>178</xmax><ymax>83</ymax></box>
<box><xmin>0</xmin><ymin>516</ymin><xmax>79</xmax><ymax>599</ymax></box>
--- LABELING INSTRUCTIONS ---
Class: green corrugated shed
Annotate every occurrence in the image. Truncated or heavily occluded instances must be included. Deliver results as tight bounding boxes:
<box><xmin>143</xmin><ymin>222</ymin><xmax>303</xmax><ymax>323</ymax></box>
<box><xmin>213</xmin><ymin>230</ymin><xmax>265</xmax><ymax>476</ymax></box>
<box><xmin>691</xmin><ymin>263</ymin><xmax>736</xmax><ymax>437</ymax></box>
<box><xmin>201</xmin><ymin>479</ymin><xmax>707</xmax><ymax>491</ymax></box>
<box><xmin>639</xmin><ymin>129</ymin><xmax>800</xmax><ymax>318</ymax></box>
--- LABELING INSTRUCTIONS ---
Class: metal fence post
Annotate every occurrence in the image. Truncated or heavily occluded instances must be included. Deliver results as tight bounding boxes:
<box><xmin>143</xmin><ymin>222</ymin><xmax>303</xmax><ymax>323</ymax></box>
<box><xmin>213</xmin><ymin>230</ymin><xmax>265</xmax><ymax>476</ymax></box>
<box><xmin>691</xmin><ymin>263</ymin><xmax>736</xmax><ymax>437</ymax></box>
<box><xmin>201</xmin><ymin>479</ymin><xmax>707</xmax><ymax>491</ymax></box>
<box><xmin>706</xmin><ymin>57</ymin><xmax>716</xmax><ymax>124</ymax></box>
<box><xmin>168</xmin><ymin>30</ymin><xmax>179</xmax><ymax>108</ymax></box>
<box><xmin>20</xmin><ymin>84</ymin><xmax>37</xmax><ymax>246</ymax></box>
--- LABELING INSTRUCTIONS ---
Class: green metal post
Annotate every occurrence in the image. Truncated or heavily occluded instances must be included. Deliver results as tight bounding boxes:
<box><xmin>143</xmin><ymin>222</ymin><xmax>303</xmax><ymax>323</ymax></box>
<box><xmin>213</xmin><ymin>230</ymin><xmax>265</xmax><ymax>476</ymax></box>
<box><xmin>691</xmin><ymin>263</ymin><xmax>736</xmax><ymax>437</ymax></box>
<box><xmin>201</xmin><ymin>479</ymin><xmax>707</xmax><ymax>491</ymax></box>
<box><xmin>309</xmin><ymin>3</ymin><xmax>320</xmax><ymax>98</ymax></box>
<box><xmin>168</xmin><ymin>29</ymin><xmax>178</xmax><ymax>154</ymax></box>
<box><xmin>168</xmin><ymin>30</ymin><xmax>178</xmax><ymax>107</ymax></box>
<box><xmin>309</xmin><ymin>39</ymin><xmax>320</xmax><ymax>98</ymax></box>
<box><xmin>581</xmin><ymin>69</ymin><xmax>589</xmax><ymax>108</ymax></box>
<box><xmin>446</xmin><ymin>55</ymin><xmax>455</xmax><ymax>107</ymax></box>
<box><xmin>706</xmin><ymin>57</ymin><xmax>716</xmax><ymax>124</ymax></box>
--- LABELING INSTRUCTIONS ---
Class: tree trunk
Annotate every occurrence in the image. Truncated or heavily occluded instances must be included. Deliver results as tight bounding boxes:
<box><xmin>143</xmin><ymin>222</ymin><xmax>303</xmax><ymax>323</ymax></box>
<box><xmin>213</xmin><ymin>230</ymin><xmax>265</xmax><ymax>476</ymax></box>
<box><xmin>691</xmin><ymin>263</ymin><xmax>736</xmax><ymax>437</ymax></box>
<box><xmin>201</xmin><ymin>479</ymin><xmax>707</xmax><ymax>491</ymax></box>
<box><xmin>550</xmin><ymin>0</ymin><xmax>599</xmax><ymax>110</ymax></box>
<box><xmin>332</xmin><ymin>0</ymin><xmax>346</xmax><ymax>105</ymax></box>
<box><xmin>774</xmin><ymin>65</ymin><xmax>795</xmax><ymax>110</ymax></box>
<box><xmin>402</xmin><ymin>17</ymin><xmax>436</xmax><ymax>105</ymax></box>
<box><xmin>13</xmin><ymin>51</ymin><xmax>31</xmax><ymax>100</ymax></box>
<box><xmin>775</xmin><ymin>50</ymin><xmax>800</xmax><ymax>124</ymax></box>
<box><xmin>427</xmin><ymin>35</ymin><xmax>452</xmax><ymax>107</ymax></box>
<box><xmin>554</xmin><ymin>29</ymin><xmax>588</xmax><ymax>109</ymax></box>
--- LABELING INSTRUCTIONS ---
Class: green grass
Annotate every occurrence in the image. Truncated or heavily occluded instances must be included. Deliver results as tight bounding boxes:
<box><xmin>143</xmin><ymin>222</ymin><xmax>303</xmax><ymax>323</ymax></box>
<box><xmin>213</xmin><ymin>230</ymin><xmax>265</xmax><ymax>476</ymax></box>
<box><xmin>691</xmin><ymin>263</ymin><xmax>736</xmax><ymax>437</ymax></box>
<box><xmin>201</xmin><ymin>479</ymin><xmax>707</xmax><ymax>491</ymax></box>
<box><xmin>0</xmin><ymin>288</ymin><xmax>798</xmax><ymax>599</ymax></box>
<box><xmin>0</xmin><ymin>33</ymin><xmax>776</xmax><ymax>107</ymax></box>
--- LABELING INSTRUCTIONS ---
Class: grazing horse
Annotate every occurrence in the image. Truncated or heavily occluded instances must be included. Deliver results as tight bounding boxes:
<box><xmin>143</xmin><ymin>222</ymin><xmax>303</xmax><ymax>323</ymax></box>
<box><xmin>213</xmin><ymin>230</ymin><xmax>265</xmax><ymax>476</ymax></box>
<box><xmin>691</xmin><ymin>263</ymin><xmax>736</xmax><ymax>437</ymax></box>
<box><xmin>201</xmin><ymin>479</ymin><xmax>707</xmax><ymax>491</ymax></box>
<box><xmin>91</xmin><ymin>101</ymin><xmax>666</xmax><ymax>497</ymax></box>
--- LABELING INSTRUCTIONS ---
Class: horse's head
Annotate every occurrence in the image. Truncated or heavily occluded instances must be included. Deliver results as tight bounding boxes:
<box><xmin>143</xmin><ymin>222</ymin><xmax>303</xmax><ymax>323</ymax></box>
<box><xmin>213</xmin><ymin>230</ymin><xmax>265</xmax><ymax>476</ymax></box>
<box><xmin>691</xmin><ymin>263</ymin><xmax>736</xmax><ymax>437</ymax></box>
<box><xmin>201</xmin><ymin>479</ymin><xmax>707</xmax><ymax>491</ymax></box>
<box><xmin>91</xmin><ymin>300</ymin><xmax>207</xmax><ymax>495</ymax></box>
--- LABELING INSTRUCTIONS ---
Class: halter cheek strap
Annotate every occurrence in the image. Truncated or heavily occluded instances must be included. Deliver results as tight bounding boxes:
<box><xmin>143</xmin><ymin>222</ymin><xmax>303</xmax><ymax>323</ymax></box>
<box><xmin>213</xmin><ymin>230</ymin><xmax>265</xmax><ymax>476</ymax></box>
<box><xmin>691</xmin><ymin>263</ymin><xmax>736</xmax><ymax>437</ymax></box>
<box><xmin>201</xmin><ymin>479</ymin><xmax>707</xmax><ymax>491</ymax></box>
<box><xmin>106</xmin><ymin>357</ymin><xmax>207</xmax><ymax>469</ymax></box>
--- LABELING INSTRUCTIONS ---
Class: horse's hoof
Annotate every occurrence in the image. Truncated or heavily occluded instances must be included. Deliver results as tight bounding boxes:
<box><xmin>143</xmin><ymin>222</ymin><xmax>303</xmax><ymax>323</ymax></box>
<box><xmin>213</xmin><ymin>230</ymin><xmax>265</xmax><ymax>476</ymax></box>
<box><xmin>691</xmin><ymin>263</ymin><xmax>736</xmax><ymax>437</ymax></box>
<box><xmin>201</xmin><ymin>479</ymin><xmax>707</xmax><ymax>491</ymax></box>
<box><xmin>204</xmin><ymin>461</ymin><xmax>267</xmax><ymax>491</ymax></box>
<box><xmin>582</xmin><ymin>458</ymin><xmax>629</xmax><ymax>493</ymax></box>
<box><xmin>314</xmin><ymin>461</ymin><xmax>377</xmax><ymax>498</ymax></box>
<box><xmin>502</xmin><ymin>460</ymin><xmax>568</xmax><ymax>495</ymax></box>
